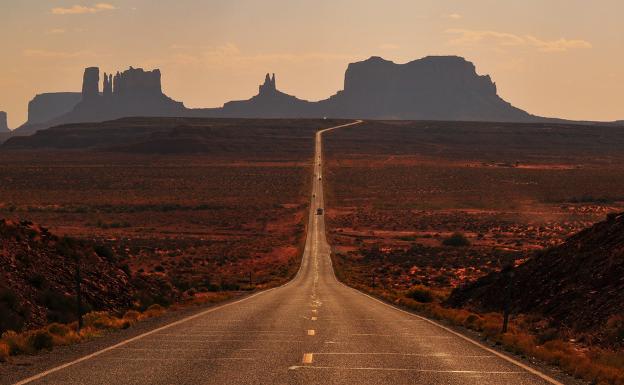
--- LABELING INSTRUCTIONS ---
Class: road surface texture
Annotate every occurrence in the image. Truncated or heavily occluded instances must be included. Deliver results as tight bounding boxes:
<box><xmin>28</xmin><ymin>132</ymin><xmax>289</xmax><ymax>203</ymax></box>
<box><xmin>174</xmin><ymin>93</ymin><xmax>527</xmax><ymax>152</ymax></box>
<box><xmin>11</xmin><ymin>121</ymin><xmax>566</xmax><ymax>385</ymax></box>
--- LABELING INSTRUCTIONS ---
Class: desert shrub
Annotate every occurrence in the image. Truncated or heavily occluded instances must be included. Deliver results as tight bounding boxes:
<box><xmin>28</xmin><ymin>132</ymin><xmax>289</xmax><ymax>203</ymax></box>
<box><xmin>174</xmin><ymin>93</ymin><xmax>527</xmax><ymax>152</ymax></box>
<box><xmin>205</xmin><ymin>283</ymin><xmax>221</xmax><ymax>292</ymax></box>
<box><xmin>537</xmin><ymin>328</ymin><xmax>560</xmax><ymax>344</ymax></box>
<box><xmin>83</xmin><ymin>311</ymin><xmax>124</xmax><ymax>329</ymax></box>
<box><xmin>0</xmin><ymin>288</ymin><xmax>26</xmax><ymax>333</ymax></box>
<box><xmin>119</xmin><ymin>264</ymin><xmax>131</xmax><ymax>276</ymax></box>
<box><xmin>27</xmin><ymin>274</ymin><xmax>46</xmax><ymax>289</ymax></box>
<box><xmin>47</xmin><ymin>323</ymin><xmax>70</xmax><ymax>337</ymax></box>
<box><xmin>0</xmin><ymin>341</ymin><xmax>9</xmax><ymax>362</ymax></box>
<box><xmin>481</xmin><ymin>313</ymin><xmax>504</xmax><ymax>337</ymax></box>
<box><xmin>84</xmin><ymin>311</ymin><xmax>131</xmax><ymax>329</ymax></box>
<box><xmin>220</xmin><ymin>282</ymin><xmax>240</xmax><ymax>291</ymax></box>
<box><xmin>56</xmin><ymin>236</ymin><xmax>78</xmax><ymax>258</ymax></box>
<box><xmin>593</xmin><ymin>351</ymin><xmax>624</xmax><ymax>372</ymax></box>
<box><xmin>464</xmin><ymin>314</ymin><xmax>482</xmax><ymax>329</ymax></box>
<box><xmin>28</xmin><ymin>330</ymin><xmax>54</xmax><ymax>351</ymax></box>
<box><xmin>605</xmin><ymin>314</ymin><xmax>624</xmax><ymax>344</ymax></box>
<box><xmin>123</xmin><ymin>310</ymin><xmax>141</xmax><ymax>322</ymax></box>
<box><xmin>442</xmin><ymin>232</ymin><xmax>471</xmax><ymax>247</ymax></box>
<box><xmin>172</xmin><ymin>276</ymin><xmax>192</xmax><ymax>291</ymax></box>
<box><xmin>94</xmin><ymin>244</ymin><xmax>115</xmax><ymax>262</ymax></box>
<box><xmin>15</xmin><ymin>251</ymin><xmax>31</xmax><ymax>266</ymax></box>
<box><xmin>143</xmin><ymin>304</ymin><xmax>165</xmax><ymax>318</ymax></box>
<box><xmin>406</xmin><ymin>286</ymin><xmax>434</xmax><ymax>303</ymax></box>
<box><xmin>2</xmin><ymin>330</ymin><xmax>30</xmax><ymax>355</ymax></box>
<box><xmin>433</xmin><ymin>274</ymin><xmax>451</xmax><ymax>286</ymax></box>
<box><xmin>40</xmin><ymin>289</ymin><xmax>76</xmax><ymax>324</ymax></box>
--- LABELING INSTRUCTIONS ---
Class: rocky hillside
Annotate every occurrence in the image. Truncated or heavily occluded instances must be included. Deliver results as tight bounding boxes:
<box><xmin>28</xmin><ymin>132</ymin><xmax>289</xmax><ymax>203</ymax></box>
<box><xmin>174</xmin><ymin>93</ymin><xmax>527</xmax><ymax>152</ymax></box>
<box><xmin>0</xmin><ymin>219</ymin><xmax>135</xmax><ymax>332</ymax></box>
<box><xmin>447</xmin><ymin>212</ymin><xmax>624</xmax><ymax>341</ymax></box>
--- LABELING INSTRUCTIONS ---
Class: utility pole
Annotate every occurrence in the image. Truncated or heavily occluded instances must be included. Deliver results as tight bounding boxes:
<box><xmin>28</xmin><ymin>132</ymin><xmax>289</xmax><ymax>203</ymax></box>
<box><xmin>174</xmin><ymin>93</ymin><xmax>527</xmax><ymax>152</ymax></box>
<box><xmin>502</xmin><ymin>269</ymin><xmax>514</xmax><ymax>333</ymax></box>
<box><xmin>371</xmin><ymin>271</ymin><xmax>375</xmax><ymax>288</ymax></box>
<box><xmin>75</xmin><ymin>254</ymin><xmax>83</xmax><ymax>331</ymax></box>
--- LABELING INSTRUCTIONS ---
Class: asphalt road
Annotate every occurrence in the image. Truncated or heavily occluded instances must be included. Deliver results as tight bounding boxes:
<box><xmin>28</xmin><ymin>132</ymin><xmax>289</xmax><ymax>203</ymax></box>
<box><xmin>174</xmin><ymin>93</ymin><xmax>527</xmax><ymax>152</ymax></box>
<box><xmin>12</xmin><ymin>120</ymin><xmax>564</xmax><ymax>385</ymax></box>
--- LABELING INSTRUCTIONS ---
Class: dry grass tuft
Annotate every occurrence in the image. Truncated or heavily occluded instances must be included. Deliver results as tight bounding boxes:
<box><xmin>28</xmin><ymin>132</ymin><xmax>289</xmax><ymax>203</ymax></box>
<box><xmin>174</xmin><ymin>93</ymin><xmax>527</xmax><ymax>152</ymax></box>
<box><xmin>0</xmin><ymin>290</ymin><xmax>236</xmax><ymax>361</ymax></box>
<box><xmin>351</xmin><ymin>283</ymin><xmax>624</xmax><ymax>385</ymax></box>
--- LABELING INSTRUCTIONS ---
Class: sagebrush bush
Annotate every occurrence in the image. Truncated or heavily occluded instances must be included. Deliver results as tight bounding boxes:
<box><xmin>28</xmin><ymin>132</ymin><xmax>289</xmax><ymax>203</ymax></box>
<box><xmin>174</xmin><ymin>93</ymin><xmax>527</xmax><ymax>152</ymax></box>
<box><xmin>143</xmin><ymin>304</ymin><xmax>165</xmax><ymax>318</ymax></box>
<box><xmin>122</xmin><ymin>310</ymin><xmax>141</xmax><ymax>322</ymax></box>
<box><xmin>47</xmin><ymin>323</ymin><xmax>70</xmax><ymax>337</ymax></box>
<box><xmin>442</xmin><ymin>232</ymin><xmax>471</xmax><ymax>247</ymax></box>
<box><xmin>406</xmin><ymin>286</ymin><xmax>434</xmax><ymax>303</ymax></box>
<box><xmin>28</xmin><ymin>330</ymin><xmax>54</xmax><ymax>351</ymax></box>
<box><xmin>0</xmin><ymin>342</ymin><xmax>9</xmax><ymax>362</ymax></box>
<box><xmin>606</xmin><ymin>315</ymin><xmax>624</xmax><ymax>344</ymax></box>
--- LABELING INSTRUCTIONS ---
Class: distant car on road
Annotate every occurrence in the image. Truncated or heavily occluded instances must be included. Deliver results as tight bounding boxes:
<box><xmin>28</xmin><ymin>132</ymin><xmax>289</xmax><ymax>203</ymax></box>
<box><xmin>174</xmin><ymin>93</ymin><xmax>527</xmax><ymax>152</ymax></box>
<box><xmin>316</xmin><ymin>208</ymin><xmax>324</xmax><ymax>215</ymax></box>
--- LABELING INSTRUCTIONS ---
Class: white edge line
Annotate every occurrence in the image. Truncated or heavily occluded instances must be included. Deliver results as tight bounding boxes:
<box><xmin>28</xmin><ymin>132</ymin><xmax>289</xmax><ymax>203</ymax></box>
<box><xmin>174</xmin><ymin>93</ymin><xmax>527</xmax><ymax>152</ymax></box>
<box><xmin>289</xmin><ymin>365</ymin><xmax>525</xmax><ymax>374</ymax></box>
<box><xmin>11</xmin><ymin>120</ymin><xmax>362</xmax><ymax>385</ymax></box>
<box><xmin>319</xmin><ymin>123</ymin><xmax>565</xmax><ymax>385</ymax></box>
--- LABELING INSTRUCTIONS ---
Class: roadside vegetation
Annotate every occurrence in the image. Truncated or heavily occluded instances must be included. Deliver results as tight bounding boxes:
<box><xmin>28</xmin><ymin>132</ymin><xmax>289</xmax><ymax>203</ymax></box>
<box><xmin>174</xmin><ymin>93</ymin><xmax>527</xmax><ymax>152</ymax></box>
<box><xmin>0</xmin><ymin>294</ymin><xmax>231</xmax><ymax>362</ymax></box>
<box><xmin>333</xmin><ymin>264</ymin><xmax>624</xmax><ymax>385</ymax></box>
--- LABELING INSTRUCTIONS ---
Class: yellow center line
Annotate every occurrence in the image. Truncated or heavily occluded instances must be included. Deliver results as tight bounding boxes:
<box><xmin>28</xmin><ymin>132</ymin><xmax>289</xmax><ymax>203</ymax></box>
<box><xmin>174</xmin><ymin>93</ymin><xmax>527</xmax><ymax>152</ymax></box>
<box><xmin>302</xmin><ymin>353</ymin><xmax>314</xmax><ymax>364</ymax></box>
<box><xmin>311</xmin><ymin>317</ymin><xmax>317</xmax><ymax>321</ymax></box>
<box><xmin>307</xmin><ymin>330</ymin><xmax>316</xmax><ymax>336</ymax></box>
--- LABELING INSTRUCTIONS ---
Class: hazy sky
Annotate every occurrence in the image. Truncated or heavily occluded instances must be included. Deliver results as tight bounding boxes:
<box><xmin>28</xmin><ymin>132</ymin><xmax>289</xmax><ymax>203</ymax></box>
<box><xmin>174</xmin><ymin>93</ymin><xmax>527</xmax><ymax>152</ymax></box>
<box><xmin>1</xmin><ymin>1</ymin><xmax>622</xmax><ymax>127</ymax></box>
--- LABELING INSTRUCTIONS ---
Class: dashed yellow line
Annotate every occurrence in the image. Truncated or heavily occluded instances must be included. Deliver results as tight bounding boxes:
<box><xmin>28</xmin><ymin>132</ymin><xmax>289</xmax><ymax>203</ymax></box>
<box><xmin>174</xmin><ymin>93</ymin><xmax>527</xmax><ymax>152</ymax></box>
<box><xmin>311</xmin><ymin>317</ymin><xmax>317</xmax><ymax>321</ymax></box>
<box><xmin>302</xmin><ymin>353</ymin><xmax>314</xmax><ymax>364</ymax></box>
<box><xmin>307</xmin><ymin>330</ymin><xmax>316</xmax><ymax>336</ymax></box>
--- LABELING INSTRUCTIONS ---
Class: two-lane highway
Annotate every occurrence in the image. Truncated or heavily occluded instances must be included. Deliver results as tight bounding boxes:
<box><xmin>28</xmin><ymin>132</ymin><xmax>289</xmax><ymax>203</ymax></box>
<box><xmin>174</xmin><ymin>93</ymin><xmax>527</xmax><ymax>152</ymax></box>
<box><xmin>12</xmin><ymin>120</ymin><xmax>564</xmax><ymax>385</ymax></box>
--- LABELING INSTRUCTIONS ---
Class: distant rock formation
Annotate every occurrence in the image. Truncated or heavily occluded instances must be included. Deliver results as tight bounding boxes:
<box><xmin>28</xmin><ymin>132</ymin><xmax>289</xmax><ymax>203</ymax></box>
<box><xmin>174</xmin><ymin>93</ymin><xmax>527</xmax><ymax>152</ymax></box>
<box><xmin>259</xmin><ymin>73</ymin><xmax>276</xmax><ymax>94</ymax></box>
<box><xmin>316</xmin><ymin>56</ymin><xmax>534</xmax><ymax>121</ymax></box>
<box><xmin>0</xmin><ymin>111</ymin><xmax>9</xmax><ymax>132</ymax></box>
<box><xmin>103</xmin><ymin>72</ymin><xmax>113</xmax><ymax>96</ymax></box>
<box><xmin>15</xmin><ymin>67</ymin><xmax>186</xmax><ymax>133</ymax></box>
<box><xmin>113</xmin><ymin>67</ymin><xmax>162</xmax><ymax>97</ymax></box>
<box><xmin>81</xmin><ymin>67</ymin><xmax>100</xmax><ymax>100</ymax></box>
<box><xmin>213</xmin><ymin>73</ymin><xmax>313</xmax><ymax>118</ymax></box>
<box><xmin>26</xmin><ymin>93</ymin><xmax>82</xmax><ymax>125</ymax></box>
<box><xmin>13</xmin><ymin>55</ymin><xmax>592</xmax><ymax>135</ymax></box>
<box><xmin>196</xmin><ymin>56</ymin><xmax>538</xmax><ymax>122</ymax></box>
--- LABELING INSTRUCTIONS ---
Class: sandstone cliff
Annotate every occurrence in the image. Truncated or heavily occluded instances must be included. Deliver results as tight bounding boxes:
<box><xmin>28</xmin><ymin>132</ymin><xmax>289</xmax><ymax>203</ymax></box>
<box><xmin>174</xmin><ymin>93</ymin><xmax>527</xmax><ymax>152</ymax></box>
<box><xmin>16</xmin><ymin>67</ymin><xmax>186</xmax><ymax>132</ymax></box>
<box><xmin>27</xmin><ymin>93</ymin><xmax>82</xmax><ymax>125</ymax></box>
<box><xmin>12</xmin><ymin>55</ymin><xmax>571</xmax><ymax>134</ymax></box>
<box><xmin>316</xmin><ymin>56</ymin><xmax>535</xmax><ymax>121</ymax></box>
<box><xmin>0</xmin><ymin>111</ymin><xmax>9</xmax><ymax>132</ymax></box>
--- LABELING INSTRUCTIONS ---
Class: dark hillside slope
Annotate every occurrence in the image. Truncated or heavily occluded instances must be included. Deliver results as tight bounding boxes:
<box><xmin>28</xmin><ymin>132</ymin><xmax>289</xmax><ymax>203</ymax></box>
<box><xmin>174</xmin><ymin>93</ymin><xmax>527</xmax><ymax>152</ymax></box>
<box><xmin>447</xmin><ymin>212</ymin><xmax>624</xmax><ymax>340</ymax></box>
<box><xmin>0</xmin><ymin>219</ymin><xmax>134</xmax><ymax>332</ymax></box>
<box><xmin>2</xmin><ymin>117</ymin><xmax>347</xmax><ymax>157</ymax></box>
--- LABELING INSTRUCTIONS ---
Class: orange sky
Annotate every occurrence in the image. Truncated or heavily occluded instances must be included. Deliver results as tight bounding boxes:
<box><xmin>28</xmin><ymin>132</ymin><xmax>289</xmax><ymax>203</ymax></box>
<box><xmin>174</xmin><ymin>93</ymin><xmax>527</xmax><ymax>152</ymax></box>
<box><xmin>1</xmin><ymin>1</ymin><xmax>622</xmax><ymax>127</ymax></box>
